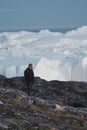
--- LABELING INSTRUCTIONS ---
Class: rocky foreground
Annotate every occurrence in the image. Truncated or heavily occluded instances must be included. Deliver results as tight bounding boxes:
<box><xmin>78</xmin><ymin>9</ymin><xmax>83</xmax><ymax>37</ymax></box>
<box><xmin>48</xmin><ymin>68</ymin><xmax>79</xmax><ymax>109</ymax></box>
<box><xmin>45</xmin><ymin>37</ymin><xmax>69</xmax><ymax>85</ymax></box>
<box><xmin>0</xmin><ymin>75</ymin><xmax>87</xmax><ymax>130</ymax></box>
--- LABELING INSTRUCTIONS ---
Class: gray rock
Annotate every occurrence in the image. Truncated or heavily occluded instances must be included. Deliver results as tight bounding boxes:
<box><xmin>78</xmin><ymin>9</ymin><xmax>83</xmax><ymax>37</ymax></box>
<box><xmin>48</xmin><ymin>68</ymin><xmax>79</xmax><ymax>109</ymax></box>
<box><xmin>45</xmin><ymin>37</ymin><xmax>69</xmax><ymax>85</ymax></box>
<box><xmin>0</xmin><ymin>75</ymin><xmax>87</xmax><ymax>130</ymax></box>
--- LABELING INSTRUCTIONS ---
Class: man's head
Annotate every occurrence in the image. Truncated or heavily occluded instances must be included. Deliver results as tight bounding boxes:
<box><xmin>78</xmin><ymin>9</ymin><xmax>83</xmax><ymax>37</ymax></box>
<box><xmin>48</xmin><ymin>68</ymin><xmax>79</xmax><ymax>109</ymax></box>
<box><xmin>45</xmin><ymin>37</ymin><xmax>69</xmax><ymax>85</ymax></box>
<box><xmin>28</xmin><ymin>64</ymin><xmax>33</xmax><ymax>70</ymax></box>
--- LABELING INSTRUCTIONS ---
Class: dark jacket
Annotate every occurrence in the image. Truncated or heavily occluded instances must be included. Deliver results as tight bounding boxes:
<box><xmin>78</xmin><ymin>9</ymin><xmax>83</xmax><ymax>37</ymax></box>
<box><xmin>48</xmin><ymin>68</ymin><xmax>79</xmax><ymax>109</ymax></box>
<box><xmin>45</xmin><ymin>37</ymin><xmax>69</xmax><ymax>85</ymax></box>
<box><xmin>24</xmin><ymin>68</ymin><xmax>34</xmax><ymax>84</ymax></box>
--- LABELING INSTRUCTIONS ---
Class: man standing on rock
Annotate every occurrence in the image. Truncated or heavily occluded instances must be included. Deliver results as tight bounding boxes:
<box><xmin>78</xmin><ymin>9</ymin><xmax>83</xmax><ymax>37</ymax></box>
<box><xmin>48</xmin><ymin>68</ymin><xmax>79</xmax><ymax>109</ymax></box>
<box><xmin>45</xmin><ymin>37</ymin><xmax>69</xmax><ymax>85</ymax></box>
<box><xmin>24</xmin><ymin>64</ymin><xmax>34</xmax><ymax>95</ymax></box>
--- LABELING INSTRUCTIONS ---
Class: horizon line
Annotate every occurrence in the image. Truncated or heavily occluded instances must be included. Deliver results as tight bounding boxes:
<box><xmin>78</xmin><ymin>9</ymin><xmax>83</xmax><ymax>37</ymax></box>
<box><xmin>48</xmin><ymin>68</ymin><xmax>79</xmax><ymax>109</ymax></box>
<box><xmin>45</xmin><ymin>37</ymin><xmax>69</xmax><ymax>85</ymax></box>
<box><xmin>0</xmin><ymin>25</ymin><xmax>84</xmax><ymax>30</ymax></box>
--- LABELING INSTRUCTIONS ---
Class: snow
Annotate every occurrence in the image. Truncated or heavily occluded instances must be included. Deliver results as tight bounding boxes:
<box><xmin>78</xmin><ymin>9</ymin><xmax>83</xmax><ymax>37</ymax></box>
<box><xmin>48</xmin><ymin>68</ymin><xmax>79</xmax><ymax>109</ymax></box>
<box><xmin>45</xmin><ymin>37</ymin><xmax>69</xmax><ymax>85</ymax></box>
<box><xmin>0</xmin><ymin>26</ymin><xmax>87</xmax><ymax>81</ymax></box>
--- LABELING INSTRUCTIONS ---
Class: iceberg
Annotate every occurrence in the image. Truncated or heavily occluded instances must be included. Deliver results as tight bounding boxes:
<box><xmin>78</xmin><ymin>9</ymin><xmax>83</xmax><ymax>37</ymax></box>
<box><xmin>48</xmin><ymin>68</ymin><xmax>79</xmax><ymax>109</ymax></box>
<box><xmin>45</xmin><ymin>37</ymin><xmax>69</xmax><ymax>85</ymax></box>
<box><xmin>0</xmin><ymin>26</ymin><xmax>87</xmax><ymax>81</ymax></box>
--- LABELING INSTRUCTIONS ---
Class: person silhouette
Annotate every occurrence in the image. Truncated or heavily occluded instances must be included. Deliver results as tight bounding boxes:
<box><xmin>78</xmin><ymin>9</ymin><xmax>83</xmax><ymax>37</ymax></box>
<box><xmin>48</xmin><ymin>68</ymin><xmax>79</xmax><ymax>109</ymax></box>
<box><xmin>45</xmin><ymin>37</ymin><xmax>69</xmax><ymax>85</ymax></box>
<box><xmin>24</xmin><ymin>64</ymin><xmax>34</xmax><ymax>95</ymax></box>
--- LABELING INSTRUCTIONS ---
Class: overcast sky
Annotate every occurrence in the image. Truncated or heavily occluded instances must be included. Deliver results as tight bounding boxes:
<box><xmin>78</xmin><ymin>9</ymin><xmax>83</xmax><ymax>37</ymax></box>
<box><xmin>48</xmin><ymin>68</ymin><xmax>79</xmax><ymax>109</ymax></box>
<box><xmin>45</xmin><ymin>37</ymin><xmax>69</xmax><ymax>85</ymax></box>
<box><xmin>0</xmin><ymin>0</ymin><xmax>87</xmax><ymax>29</ymax></box>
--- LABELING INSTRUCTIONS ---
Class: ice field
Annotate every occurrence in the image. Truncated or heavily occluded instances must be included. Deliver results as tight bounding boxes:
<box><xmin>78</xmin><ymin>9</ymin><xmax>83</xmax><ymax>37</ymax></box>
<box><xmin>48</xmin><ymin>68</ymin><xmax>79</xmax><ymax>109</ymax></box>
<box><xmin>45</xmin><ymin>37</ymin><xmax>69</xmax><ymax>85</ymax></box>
<box><xmin>0</xmin><ymin>26</ymin><xmax>87</xmax><ymax>81</ymax></box>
